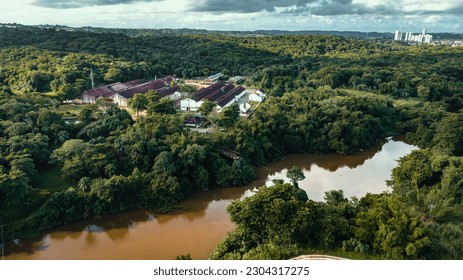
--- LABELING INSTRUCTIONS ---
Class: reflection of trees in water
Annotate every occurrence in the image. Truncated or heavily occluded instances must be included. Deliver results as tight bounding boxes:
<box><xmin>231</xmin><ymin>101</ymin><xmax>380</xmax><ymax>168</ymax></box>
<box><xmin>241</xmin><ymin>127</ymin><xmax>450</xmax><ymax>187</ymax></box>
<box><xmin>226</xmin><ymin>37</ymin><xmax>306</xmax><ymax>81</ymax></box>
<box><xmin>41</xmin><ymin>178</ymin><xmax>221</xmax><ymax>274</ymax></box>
<box><xmin>85</xmin><ymin>230</ymin><xmax>96</xmax><ymax>246</ymax></box>
<box><xmin>154</xmin><ymin>143</ymin><xmax>385</xmax><ymax>226</ymax></box>
<box><xmin>263</xmin><ymin>141</ymin><xmax>384</xmax><ymax>175</ymax></box>
<box><xmin>155</xmin><ymin>186</ymin><xmax>255</xmax><ymax>225</ymax></box>
<box><xmin>7</xmin><ymin>139</ymin><xmax>399</xmax><ymax>258</ymax></box>
<box><xmin>4</xmin><ymin>235</ymin><xmax>50</xmax><ymax>257</ymax></box>
<box><xmin>6</xmin><ymin>211</ymin><xmax>153</xmax><ymax>257</ymax></box>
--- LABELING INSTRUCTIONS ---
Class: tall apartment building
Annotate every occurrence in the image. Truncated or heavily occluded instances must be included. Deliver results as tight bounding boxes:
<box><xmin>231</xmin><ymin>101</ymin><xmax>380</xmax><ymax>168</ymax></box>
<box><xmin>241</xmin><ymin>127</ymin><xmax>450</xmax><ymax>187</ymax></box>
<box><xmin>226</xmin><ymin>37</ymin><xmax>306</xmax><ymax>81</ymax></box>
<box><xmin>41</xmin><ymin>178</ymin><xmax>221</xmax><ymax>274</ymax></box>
<box><xmin>394</xmin><ymin>28</ymin><xmax>432</xmax><ymax>44</ymax></box>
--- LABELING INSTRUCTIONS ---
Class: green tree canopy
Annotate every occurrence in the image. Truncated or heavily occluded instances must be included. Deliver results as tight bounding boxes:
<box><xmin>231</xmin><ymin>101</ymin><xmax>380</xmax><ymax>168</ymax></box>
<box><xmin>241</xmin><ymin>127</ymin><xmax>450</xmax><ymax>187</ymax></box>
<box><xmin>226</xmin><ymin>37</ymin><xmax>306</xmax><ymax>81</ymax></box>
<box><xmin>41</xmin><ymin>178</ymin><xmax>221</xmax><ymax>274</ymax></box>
<box><xmin>198</xmin><ymin>99</ymin><xmax>215</xmax><ymax>118</ymax></box>
<box><xmin>286</xmin><ymin>166</ymin><xmax>305</xmax><ymax>187</ymax></box>
<box><xmin>218</xmin><ymin>103</ymin><xmax>240</xmax><ymax>128</ymax></box>
<box><xmin>128</xmin><ymin>93</ymin><xmax>148</xmax><ymax>116</ymax></box>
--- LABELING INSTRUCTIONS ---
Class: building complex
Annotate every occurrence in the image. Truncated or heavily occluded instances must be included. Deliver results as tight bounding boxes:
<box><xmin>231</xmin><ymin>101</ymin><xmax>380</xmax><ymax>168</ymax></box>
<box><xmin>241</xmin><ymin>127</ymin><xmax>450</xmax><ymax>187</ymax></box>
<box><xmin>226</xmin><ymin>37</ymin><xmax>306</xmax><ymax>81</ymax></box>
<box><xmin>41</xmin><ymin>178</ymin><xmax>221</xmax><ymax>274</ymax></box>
<box><xmin>80</xmin><ymin>73</ymin><xmax>267</xmax><ymax>116</ymax></box>
<box><xmin>80</xmin><ymin>76</ymin><xmax>180</xmax><ymax>106</ymax></box>
<box><xmin>394</xmin><ymin>28</ymin><xmax>433</xmax><ymax>44</ymax></box>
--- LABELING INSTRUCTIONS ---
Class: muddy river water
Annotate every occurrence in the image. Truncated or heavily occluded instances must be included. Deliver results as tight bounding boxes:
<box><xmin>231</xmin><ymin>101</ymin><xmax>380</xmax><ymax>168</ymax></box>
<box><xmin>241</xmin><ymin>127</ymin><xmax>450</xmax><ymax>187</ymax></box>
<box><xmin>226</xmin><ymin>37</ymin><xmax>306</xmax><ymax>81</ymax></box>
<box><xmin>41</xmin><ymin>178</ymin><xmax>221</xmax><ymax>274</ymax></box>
<box><xmin>5</xmin><ymin>138</ymin><xmax>416</xmax><ymax>260</ymax></box>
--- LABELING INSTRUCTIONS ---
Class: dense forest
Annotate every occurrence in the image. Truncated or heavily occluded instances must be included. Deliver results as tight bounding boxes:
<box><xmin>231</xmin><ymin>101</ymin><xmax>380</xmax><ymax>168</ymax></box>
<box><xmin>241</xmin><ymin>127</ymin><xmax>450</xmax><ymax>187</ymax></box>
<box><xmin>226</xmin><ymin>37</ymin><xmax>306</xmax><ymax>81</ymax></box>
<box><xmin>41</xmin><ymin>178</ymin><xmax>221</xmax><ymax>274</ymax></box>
<box><xmin>1</xmin><ymin>25</ymin><xmax>463</xmax><ymax>259</ymax></box>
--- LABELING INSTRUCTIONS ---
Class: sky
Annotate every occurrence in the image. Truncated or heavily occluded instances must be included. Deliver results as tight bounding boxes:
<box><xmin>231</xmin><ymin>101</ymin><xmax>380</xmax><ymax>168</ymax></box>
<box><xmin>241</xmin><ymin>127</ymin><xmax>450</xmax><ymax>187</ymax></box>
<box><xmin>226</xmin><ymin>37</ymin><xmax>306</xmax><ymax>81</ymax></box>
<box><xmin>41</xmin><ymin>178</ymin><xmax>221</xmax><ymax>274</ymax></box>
<box><xmin>0</xmin><ymin>0</ymin><xmax>462</xmax><ymax>32</ymax></box>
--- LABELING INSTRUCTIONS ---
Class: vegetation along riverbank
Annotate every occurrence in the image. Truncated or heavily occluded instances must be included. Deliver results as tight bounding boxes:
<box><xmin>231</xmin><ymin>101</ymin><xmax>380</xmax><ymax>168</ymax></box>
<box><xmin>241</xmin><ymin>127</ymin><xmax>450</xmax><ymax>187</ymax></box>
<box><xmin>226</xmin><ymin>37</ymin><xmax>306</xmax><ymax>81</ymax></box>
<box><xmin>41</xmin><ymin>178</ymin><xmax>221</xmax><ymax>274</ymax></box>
<box><xmin>1</xmin><ymin>25</ymin><xmax>463</xmax><ymax>259</ymax></box>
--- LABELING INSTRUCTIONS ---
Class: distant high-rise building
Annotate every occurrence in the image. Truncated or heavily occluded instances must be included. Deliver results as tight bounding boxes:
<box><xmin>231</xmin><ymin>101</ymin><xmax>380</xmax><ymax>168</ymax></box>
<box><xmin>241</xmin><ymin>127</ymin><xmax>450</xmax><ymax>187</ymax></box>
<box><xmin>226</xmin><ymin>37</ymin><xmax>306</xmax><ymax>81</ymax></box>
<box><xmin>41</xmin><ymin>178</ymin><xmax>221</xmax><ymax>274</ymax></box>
<box><xmin>395</xmin><ymin>28</ymin><xmax>432</xmax><ymax>44</ymax></box>
<box><xmin>424</xmin><ymin>34</ymin><xmax>433</xmax><ymax>43</ymax></box>
<box><xmin>418</xmin><ymin>34</ymin><xmax>424</xmax><ymax>43</ymax></box>
<box><xmin>405</xmin><ymin>32</ymin><xmax>412</xmax><ymax>41</ymax></box>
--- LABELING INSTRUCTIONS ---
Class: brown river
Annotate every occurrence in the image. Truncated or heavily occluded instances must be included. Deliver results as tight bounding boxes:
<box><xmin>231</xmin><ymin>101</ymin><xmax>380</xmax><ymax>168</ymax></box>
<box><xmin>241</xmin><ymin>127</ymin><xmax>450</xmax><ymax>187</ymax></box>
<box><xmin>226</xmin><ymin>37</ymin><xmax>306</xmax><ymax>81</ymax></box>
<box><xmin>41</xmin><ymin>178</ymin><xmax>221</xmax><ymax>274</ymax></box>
<box><xmin>5</xmin><ymin>138</ymin><xmax>416</xmax><ymax>260</ymax></box>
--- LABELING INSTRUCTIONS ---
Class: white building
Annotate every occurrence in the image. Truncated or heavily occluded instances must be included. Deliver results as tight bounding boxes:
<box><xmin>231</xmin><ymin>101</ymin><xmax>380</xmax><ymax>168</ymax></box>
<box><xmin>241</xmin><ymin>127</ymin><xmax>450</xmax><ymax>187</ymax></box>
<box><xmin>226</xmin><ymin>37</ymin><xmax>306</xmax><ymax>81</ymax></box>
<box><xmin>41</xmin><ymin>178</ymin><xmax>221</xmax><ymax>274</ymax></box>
<box><xmin>424</xmin><ymin>34</ymin><xmax>433</xmax><ymax>43</ymax></box>
<box><xmin>405</xmin><ymin>32</ymin><xmax>412</xmax><ymax>41</ymax></box>
<box><xmin>397</xmin><ymin>28</ymin><xmax>432</xmax><ymax>44</ymax></box>
<box><xmin>248</xmin><ymin>88</ymin><xmax>267</xmax><ymax>102</ymax></box>
<box><xmin>180</xmin><ymin>98</ymin><xmax>203</xmax><ymax>111</ymax></box>
<box><xmin>80</xmin><ymin>77</ymin><xmax>176</xmax><ymax>106</ymax></box>
<box><xmin>180</xmin><ymin>82</ymin><xmax>247</xmax><ymax>112</ymax></box>
<box><xmin>240</xmin><ymin>102</ymin><xmax>251</xmax><ymax>114</ymax></box>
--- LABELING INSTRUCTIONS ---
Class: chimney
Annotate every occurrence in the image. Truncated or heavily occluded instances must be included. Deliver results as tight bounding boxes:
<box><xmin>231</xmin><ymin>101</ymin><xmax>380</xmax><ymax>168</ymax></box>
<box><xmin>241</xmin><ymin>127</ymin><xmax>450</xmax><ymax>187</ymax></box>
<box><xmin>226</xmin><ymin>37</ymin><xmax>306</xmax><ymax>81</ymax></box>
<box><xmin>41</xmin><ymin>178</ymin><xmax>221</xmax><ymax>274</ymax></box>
<box><xmin>90</xmin><ymin>68</ymin><xmax>95</xmax><ymax>89</ymax></box>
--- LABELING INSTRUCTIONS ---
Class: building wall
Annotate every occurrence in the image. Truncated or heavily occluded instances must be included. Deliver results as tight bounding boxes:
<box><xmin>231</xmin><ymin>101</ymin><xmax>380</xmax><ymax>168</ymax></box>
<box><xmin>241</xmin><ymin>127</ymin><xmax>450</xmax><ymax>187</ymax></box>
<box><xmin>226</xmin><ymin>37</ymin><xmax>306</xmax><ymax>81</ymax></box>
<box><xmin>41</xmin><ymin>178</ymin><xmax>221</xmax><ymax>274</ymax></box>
<box><xmin>82</xmin><ymin>95</ymin><xmax>96</xmax><ymax>104</ymax></box>
<box><xmin>249</xmin><ymin>93</ymin><xmax>264</xmax><ymax>102</ymax></box>
<box><xmin>222</xmin><ymin>99</ymin><xmax>236</xmax><ymax>109</ymax></box>
<box><xmin>166</xmin><ymin>91</ymin><xmax>183</xmax><ymax>101</ymax></box>
<box><xmin>236</xmin><ymin>90</ymin><xmax>247</xmax><ymax>100</ymax></box>
<box><xmin>180</xmin><ymin>98</ymin><xmax>202</xmax><ymax>111</ymax></box>
<box><xmin>113</xmin><ymin>93</ymin><xmax>128</xmax><ymax>107</ymax></box>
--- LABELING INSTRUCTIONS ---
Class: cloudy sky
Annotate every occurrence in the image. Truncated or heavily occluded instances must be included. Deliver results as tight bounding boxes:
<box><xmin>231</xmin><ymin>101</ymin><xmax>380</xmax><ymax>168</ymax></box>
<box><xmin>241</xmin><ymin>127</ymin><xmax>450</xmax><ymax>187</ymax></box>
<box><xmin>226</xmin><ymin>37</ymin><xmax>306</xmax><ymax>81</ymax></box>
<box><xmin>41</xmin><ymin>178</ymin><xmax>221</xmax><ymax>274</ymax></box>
<box><xmin>1</xmin><ymin>0</ymin><xmax>462</xmax><ymax>32</ymax></box>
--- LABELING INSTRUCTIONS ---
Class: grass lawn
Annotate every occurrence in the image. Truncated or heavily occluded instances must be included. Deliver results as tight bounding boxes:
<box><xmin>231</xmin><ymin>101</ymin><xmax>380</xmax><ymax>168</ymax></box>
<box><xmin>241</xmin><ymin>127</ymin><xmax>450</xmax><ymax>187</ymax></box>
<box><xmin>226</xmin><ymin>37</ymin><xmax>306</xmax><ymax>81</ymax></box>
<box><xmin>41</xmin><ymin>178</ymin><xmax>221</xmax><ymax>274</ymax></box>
<box><xmin>341</xmin><ymin>88</ymin><xmax>382</xmax><ymax>97</ymax></box>
<box><xmin>340</xmin><ymin>89</ymin><xmax>424</xmax><ymax>108</ymax></box>
<box><xmin>33</xmin><ymin>166</ymin><xmax>71</xmax><ymax>197</ymax></box>
<box><xmin>393</xmin><ymin>97</ymin><xmax>423</xmax><ymax>107</ymax></box>
<box><xmin>1</xmin><ymin>167</ymin><xmax>72</xmax><ymax>229</ymax></box>
<box><xmin>52</xmin><ymin>104</ymin><xmax>86</xmax><ymax>117</ymax></box>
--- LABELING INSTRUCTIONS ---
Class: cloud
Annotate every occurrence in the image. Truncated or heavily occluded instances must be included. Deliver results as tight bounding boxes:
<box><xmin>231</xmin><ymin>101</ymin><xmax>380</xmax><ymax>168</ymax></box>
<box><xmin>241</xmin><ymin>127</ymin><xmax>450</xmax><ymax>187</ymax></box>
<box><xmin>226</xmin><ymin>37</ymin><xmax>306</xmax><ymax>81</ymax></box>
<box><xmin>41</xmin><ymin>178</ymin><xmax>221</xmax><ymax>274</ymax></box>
<box><xmin>34</xmin><ymin>0</ymin><xmax>163</xmax><ymax>9</ymax></box>
<box><xmin>424</xmin><ymin>15</ymin><xmax>442</xmax><ymax>23</ymax></box>
<box><xmin>191</xmin><ymin>0</ymin><xmax>399</xmax><ymax>15</ymax></box>
<box><xmin>447</xmin><ymin>3</ymin><xmax>463</xmax><ymax>14</ymax></box>
<box><xmin>190</xmin><ymin>0</ymin><xmax>317</xmax><ymax>13</ymax></box>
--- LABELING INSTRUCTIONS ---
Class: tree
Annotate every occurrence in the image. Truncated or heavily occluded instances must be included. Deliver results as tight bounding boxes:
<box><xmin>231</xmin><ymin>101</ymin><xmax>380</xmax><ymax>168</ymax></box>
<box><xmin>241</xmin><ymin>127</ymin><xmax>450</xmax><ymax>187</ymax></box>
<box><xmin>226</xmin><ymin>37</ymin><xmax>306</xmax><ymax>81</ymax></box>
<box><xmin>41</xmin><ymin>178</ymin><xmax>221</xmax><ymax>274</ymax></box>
<box><xmin>176</xmin><ymin>254</ymin><xmax>192</xmax><ymax>260</ymax></box>
<box><xmin>128</xmin><ymin>93</ymin><xmax>148</xmax><ymax>116</ymax></box>
<box><xmin>286</xmin><ymin>166</ymin><xmax>305</xmax><ymax>187</ymax></box>
<box><xmin>147</xmin><ymin>98</ymin><xmax>176</xmax><ymax>115</ymax></box>
<box><xmin>198</xmin><ymin>99</ymin><xmax>215</xmax><ymax>118</ymax></box>
<box><xmin>217</xmin><ymin>103</ymin><xmax>240</xmax><ymax>128</ymax></box>
<box><xmin>433</xmin><ymin>113</ymin><xmax>463</xmax><ymax>156</ymax></box>
<box><xmin>145</xmin><ymin>89</ymin><xmax>160</xmax><ymax>104</ymax></box>
<box><xmin>57</xmin><ymin>84</ymin><xmax>79</xmax><ymax>100</ymax></box>
<box><xmin>210</xmin><ymin>183</ymin><xmax>315</xmax><ymax>260</ymax></box>
<box><xmin>78</xmin><ymin>104</ymin><xmax>98</xmax><ymax>124</ymax></box>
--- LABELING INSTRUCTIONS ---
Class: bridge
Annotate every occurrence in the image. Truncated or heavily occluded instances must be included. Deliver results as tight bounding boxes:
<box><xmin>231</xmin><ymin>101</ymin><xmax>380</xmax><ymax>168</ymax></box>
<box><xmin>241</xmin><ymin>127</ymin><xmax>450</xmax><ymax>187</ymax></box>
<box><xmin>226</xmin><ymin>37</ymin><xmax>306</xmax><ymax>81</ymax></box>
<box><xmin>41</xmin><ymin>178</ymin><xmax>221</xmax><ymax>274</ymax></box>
<box><xmin>214</xmin><ymin>144</ymin><xmax>241</xmax><ymax>160</ymax></box>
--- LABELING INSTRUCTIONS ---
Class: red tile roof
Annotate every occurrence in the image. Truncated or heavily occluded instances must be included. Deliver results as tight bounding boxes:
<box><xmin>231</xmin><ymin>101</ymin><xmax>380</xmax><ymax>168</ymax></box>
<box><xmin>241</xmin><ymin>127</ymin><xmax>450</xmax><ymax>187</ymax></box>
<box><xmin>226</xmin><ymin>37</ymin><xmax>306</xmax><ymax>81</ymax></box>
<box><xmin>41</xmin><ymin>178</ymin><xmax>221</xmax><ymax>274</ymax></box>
<box><xmin>192</xmin><ymin>82</ymin><xmax>225</xmax><ymax>102</ymax></box>
<box><xmin>82</xmin><ymin>85</ymin><xmax>115</xmax><ymax>97</ymax></box>
<box><xmin>204</xmin><ymin>83</ymin><xmax>235</xmax><ymax>102</ymax></box>
<box><xmin>81</xmin><ymin>76</ymin><xmax>175</xmax><ymax>100</ymax></box>
<box><xmin>158</xmin><ymin>85</ymin><xmax>179</xmax><ymax>98</ymax></box>
<box><xmin>118</xmin><ymin>80</ymin><xmax>166</xmax><ymax>99</ymax></box>
<box><xmin>217</xmin><ymin>86</ymin><xmax>245</xmax><ymax>107</ymax></box>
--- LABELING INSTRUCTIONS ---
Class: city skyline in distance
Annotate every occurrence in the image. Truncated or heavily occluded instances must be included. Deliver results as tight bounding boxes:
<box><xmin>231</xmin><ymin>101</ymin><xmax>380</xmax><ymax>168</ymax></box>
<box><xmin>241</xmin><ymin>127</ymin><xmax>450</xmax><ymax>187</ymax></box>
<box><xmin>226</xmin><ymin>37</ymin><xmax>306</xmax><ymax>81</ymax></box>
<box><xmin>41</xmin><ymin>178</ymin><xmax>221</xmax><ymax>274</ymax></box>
<box><xmin>0</xmin><ymin>0</ymin><xmax>462</xmax><ymax>32</ymax></box>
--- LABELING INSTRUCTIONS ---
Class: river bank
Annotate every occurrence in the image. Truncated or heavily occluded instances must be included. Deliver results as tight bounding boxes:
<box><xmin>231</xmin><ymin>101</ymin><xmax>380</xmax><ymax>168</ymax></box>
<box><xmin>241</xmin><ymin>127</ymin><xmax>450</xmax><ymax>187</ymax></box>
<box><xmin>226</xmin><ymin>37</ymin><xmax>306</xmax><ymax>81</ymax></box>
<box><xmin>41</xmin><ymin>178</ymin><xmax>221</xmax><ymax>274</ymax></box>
<box><xmin>4</xmin><ymin>138</ymin><xmax>416</xmax><ymax>260</ymax></box>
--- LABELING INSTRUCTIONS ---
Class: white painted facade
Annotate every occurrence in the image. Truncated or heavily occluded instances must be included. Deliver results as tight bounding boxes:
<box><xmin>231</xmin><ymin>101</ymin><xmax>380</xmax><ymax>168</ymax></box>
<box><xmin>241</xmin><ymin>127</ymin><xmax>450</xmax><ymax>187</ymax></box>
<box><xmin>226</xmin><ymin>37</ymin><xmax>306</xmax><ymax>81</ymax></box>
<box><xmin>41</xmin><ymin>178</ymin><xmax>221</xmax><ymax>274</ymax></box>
<box><xmin>249</xmin><ymin>90</ymin><xmax>266</xmax><ymax>102</ymax></box>
<box><xmin>112</xmin><ymin>93</ymin><xmax>128</xmax><ymax>107</ymax></box>
<box><xmin>166</xmin><ymin>91</ymin><xmax>183</xmax><ymax>101</ymax></box>
<box><xmin>240</xmin><ymin>102</ymin><xmax>251</xmax><ymax>113</ymax></box>
<box><xmin>82</xmin><ymin>95</ymin><xmax>97</xmax><ymax>104</ymax></box>
<box><xmin>180</xmin><ymin>98</ymin><xmax>203</xmax><ymax>111</ymax></box>
<box><xmin>236</xmin><ymin>89</ymin><xmax>247</xmax><ymax>100</ymax></box>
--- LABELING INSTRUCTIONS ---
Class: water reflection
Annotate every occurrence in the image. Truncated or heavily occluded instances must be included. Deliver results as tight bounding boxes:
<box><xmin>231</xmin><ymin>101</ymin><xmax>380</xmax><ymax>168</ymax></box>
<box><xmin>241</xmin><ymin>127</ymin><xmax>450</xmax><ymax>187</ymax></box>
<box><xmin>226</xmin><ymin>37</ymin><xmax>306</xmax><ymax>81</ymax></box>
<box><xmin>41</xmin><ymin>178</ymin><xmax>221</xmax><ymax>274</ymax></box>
<box><xmin>5</xmin><ymin>138</ymin><xmax>416</xmax><ymax>260</ymax></box>
<box><xmin>264</xmin><ymin>138</ymin><xmax>417</xmax><ymax>201</ymax></box>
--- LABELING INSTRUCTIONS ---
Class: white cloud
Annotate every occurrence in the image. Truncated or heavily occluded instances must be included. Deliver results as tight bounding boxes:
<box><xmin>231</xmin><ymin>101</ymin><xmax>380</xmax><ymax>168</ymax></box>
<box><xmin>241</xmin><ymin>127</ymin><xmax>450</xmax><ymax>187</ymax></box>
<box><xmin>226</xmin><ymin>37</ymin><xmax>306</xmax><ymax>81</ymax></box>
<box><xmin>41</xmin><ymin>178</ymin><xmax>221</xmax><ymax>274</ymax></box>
<box><xmin>425</xmin><ymin>15</ymin><xmax>442</xmax><ymax>23</ymax></box>
<box><xmin>0</xmin><ymin>0</ymin><xmax>461</xmax><ymax>31</ymax></box>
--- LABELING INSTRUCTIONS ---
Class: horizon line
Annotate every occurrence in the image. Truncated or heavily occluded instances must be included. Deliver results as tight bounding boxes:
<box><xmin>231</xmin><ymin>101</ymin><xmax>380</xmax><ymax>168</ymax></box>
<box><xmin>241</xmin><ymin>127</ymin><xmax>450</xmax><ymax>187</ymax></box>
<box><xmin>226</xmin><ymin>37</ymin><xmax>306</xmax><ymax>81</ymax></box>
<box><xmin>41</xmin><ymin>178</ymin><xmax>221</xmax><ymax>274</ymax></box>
<box><xmin>2</xmin><ymin>22</ymin><xmax>461</xmax><ymax>34</ymax></box>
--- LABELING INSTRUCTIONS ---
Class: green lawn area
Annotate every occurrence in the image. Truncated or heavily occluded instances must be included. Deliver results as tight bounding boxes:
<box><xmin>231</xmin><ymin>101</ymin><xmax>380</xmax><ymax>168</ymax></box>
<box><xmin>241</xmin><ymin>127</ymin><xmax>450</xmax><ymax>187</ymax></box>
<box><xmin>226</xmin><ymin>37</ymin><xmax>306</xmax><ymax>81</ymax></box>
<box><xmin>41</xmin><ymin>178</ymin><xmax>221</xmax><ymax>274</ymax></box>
<box><xmin>33</xmin><ymin>166</ymin><xmax>71</xmax><ymax>197</ymax></box>
<box><xmin>393</xmin><ymin>97</ymin><xmax>423</xmax><ymax>107</ymax></box>
<box><xmin>340</xmin><ymin>89</ymin><xmax>423</xmax><ymax>108</ymax></box>
<box><xmin>1</xmin><ymin>167</ymin><xmax>72</xmax><ymax>229</ymax></box>
<box><xmin>341</xmin><ymin>88</ymin><xmax>381</xmax><ymax>97</ymax></box>
<box><xmin>52</xmin><ymin>104</ymin><xmax>86</xmax><ymax>117</ymax></box>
